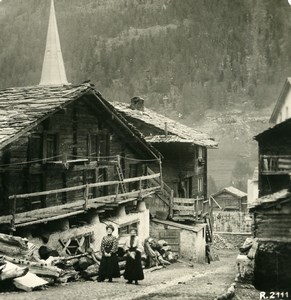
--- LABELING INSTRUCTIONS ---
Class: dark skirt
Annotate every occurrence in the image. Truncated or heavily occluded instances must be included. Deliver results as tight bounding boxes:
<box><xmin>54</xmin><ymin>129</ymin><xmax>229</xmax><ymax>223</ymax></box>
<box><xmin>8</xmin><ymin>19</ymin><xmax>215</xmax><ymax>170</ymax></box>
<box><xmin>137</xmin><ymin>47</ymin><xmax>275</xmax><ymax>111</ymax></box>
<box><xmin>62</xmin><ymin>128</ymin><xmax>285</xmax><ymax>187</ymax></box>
<box><xmin>98</xmin><ymin>253</ymin><xmax>120</xmax><ymax>280</ymax></box>
<box><xmin>124</xmin><ymin>250</ymin><xmax>144</xmax><ymax>281</ymax></box>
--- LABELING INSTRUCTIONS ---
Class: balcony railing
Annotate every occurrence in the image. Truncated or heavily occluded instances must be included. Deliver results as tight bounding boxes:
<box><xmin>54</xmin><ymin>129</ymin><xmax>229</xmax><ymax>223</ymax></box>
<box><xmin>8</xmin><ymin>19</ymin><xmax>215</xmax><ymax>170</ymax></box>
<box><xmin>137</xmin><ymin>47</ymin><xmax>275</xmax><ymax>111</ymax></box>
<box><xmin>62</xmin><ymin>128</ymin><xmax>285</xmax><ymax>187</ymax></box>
<box><xmin>1</xmin><ymin>172</ymin><xmax>161</xmax><ymax>230</ymax></box>
<box><xmin>260</xmin><ymin>155</ymin><xmax>291</xmax><ymax>175</ymax></box>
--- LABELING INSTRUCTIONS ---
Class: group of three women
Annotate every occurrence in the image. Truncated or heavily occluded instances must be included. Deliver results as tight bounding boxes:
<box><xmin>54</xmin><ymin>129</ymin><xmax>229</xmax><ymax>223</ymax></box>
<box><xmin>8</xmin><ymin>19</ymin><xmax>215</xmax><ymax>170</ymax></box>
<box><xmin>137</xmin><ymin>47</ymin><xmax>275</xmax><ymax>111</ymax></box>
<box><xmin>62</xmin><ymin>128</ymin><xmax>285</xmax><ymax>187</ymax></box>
<box><xmin>97</xmin><ymin>224</ymin><xmax>144</xmax><ymax>285</ymax></box>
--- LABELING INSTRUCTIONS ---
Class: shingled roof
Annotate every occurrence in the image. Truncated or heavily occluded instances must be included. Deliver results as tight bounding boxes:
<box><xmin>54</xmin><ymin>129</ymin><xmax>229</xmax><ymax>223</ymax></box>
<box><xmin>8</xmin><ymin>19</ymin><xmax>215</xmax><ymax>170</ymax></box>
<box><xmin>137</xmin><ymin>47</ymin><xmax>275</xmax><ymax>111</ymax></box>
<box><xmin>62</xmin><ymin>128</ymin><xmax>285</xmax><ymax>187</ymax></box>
<box><xmin>112</xmin><ymin>102</ymin><xmax>218</xmax><ymax>148</ymax></box>
<box><xmin>0</xmin><ymin>84</ymin><xmax>92</xmax><ymax>149</ymax></box>
<box><xmin>0</xmin><ymin>84</ymin><xmax>160</xmax><ymax>158</ymax></box>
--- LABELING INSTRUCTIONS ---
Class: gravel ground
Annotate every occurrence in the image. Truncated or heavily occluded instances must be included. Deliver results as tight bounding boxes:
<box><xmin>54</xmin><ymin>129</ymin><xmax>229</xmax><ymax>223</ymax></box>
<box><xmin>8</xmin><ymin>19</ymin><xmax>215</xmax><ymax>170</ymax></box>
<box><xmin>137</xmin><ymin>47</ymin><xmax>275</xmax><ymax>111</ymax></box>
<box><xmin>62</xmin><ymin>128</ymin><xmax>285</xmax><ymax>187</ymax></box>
<box><xmin>0</xmin><ymin>250</ymin><xmax>238</xmax><ymax>300</ymax></box>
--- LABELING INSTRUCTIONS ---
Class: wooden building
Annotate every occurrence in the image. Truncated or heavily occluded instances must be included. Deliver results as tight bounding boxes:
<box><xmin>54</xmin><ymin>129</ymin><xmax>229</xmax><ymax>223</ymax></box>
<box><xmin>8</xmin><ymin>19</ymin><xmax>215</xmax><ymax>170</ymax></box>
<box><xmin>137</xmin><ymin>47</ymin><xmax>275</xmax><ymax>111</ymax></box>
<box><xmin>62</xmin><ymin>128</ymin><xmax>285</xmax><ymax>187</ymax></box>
<box><xmin>249</xmin><ymin>192</ymin><xmax>291</xmax><ymax>290</ymax></box>
<box><xmin>254</xmin><ymin>119</ymin><xmax>291</xmax><ymax>197</ymax></box>
<box><xmin>269</xmin><ymin>77</ymin><xmax>291</xmax><ymax>125</ymax></box>
<box><xmin>0</xmin><ymin>83</ymin><xmax>163</xmax><ymax>251</ymax></box>
<box><xmin>0</xmin><ymin>0</ymin><xmax>163</xmax><ymax>253</ymax></box>
<box><xmin>211</xmin><ymin>186</ymin><xmax>247</xmax><ymax>212</ymax></box>
<box><xmin>112</xmin><ymin>98</ymin><xmax>218</xmax><ymax>222</ymax></box>
<box><xmin>251</xmin><ymin>96</ymin><xmax>291</xmax><ymax>290</ymax></box>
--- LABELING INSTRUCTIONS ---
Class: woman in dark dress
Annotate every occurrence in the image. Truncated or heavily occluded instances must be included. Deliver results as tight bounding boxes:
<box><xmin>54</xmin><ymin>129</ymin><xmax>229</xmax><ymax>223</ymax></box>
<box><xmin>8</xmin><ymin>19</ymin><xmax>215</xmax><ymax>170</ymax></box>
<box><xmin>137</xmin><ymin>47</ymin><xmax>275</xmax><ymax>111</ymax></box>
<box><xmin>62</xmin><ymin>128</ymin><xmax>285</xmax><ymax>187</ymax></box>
<box><xmin>123</xmin><ymin>229</ymin><xmax>144</xmax><ymax>285</ymax></box>
<box><xmin>97</xmin><ymin>224</ymin><xmax>120</xmax><ymax>282</ymax></box>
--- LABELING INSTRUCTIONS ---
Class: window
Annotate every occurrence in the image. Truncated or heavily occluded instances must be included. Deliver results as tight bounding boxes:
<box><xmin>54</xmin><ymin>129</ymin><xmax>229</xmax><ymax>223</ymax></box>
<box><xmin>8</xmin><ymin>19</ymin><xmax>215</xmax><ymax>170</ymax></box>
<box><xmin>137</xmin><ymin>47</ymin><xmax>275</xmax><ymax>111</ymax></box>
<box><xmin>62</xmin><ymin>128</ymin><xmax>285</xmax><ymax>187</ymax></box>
<box><xmin>45</xmin><ymin>133</ymin><xmax>59</xmax><ymax>159</ymax></box>
<box><xmin>118</xmin><ymin>221</ymin><xmax>139</xmax><ymax>236</ymax></box>
<box><xmin>88</xmin><ymin>134</ymin><xmax>99</xmax><ymax>159</ymax></box>
<box><xmin>28</xmin><ymin>134</ymin><xmax>42</xmax><ymax>160</ymax></box>
<box><xmin>198</xmin><ymin>147</ymin><xmax>203</xmax><ymax>159</ymax></box>
<box><xmin>286</xmin><ymin>106</ymin><xmax>289</xmax><ymax>120</ymax></box>
<box><xmin>198</xmin><ymin>177</ymin><xmax>203</xmax><ymax>193</ymax></box>
<box><xmin>99</xmin><ymin>133</ymin><xmax>110</xmax><ymax>158</ymax></box>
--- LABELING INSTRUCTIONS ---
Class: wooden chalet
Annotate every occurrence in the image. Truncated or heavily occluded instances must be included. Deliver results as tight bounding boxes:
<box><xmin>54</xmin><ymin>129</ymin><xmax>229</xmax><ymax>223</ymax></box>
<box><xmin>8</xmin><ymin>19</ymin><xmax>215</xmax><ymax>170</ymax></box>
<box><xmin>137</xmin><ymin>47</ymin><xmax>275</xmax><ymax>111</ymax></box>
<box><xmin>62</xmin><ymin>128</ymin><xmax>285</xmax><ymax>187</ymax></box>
<box><xmin>251</xmin><ymin>99</ymin><xmax>291</xmax><ymax>290</ymax></box>
<box><xmin>211</xmin><ymin>186</ymin><xmax>247</xmax><ymax>212</ymax></box>
<box><xmin>0</xmin><ymin>0</ymin><xmax>163</xmax><ymax>254</ymax></box>
<box><xmin>0</xmin><ymin>83</ymin><xmax>162</xmax><ymax>238</ymax></box>
<box><xmin>112</xmin><ymin>97</ymin><xmax>218</xmax><ymax>223</ymax></box>
<box><xmin>254</xmin><ymin>119</ymin><xmax>291</xmax><ymax>197</ymax></box>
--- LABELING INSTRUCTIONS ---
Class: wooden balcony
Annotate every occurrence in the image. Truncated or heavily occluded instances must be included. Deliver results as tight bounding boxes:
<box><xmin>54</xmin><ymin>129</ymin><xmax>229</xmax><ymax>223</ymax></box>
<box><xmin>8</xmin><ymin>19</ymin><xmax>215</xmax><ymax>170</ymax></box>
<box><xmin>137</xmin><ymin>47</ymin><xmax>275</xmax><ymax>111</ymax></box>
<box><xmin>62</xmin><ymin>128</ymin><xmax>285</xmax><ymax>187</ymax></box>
<box><xmin>0</xmin><ymin>172</ymin><xmax>161</xmax><ymax>230</ymax></box>
<box><xmin>171</xmin><ymin>196</ymin><xmax>208</xmax><ymax>222</ymax></box>
<box><xmin>260</xmin><ymin>155</ymin><xmax>291</xmax><ymax>175</ymax></box>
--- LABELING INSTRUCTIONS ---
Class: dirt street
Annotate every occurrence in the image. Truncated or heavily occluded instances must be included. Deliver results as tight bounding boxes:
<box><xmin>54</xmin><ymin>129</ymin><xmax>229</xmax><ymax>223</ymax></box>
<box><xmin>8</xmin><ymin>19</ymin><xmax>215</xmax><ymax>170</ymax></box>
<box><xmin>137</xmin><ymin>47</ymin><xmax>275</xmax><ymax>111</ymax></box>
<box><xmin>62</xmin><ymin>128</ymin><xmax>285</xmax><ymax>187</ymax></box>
<box><xmin>0</xmin><ymin>250</ymin><xmax>238</xmax><ymax>300</ymax></box>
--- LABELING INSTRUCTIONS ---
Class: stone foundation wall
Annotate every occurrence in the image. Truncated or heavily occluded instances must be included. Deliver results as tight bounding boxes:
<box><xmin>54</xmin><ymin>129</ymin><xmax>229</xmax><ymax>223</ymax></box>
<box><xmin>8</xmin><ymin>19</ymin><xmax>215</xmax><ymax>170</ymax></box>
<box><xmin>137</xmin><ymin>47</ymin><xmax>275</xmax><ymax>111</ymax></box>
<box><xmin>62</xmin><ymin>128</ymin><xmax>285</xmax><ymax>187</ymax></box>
<box><xmin>215</xmin><ymin>232</ymin><xmax>252</xmax><ymax>248</ymax></box>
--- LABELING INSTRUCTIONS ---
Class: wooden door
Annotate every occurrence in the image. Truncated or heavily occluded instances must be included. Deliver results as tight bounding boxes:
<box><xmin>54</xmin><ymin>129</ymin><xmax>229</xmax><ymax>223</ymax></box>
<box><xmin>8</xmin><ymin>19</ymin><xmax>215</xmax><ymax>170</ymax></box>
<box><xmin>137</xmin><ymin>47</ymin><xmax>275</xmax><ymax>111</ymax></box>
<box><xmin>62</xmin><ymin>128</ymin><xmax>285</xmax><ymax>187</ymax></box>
<box><xmin>159</xmin><ymin>229</ymin><xmax>180</xmax><ymax>254</ymax></box>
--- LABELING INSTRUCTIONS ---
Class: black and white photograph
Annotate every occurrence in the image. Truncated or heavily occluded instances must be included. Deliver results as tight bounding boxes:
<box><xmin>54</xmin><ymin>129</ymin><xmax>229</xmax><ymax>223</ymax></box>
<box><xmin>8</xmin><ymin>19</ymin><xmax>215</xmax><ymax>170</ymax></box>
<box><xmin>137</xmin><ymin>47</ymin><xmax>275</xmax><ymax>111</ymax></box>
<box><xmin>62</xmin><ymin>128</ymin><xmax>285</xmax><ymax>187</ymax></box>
<box><xmin>0</xmin><ymin>0</ymin><xmax>290</xmax><ymax>299</ymax></box>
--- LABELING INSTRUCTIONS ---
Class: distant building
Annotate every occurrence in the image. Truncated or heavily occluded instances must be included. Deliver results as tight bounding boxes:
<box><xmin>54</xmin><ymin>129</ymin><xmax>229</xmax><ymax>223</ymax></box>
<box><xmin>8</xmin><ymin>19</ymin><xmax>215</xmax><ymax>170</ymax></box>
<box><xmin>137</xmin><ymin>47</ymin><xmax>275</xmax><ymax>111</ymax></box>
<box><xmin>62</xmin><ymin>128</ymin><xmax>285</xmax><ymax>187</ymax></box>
<box><xmin>269</xmin><ymin>78</ymin><xmax>291</xmax><ymax>125</ymax></box>
<box><xmin>211</xmin><ymin>186</ymin><xmax>251</xmax><ymax>233</ymax></box>
<box><xmin>247</xmin><ymin>168</ymin><xmax>259</xmax><ymax>207</ymax></box>
<box><xmin>211</xmin><ymin>186</ymin><xmax>247</xmax><ymax>212</ymax></box>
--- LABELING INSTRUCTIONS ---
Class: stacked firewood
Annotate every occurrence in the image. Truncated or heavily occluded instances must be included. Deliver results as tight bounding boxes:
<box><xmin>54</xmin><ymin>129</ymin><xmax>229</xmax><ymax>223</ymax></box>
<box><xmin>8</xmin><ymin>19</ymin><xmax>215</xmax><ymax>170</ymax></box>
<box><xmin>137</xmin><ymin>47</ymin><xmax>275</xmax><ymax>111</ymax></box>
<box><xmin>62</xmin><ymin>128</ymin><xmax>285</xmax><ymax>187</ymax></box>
<box><xmin>0</xmin><ymin>234</ymin><xmax>178</xmax><ymax>292</ymax></box>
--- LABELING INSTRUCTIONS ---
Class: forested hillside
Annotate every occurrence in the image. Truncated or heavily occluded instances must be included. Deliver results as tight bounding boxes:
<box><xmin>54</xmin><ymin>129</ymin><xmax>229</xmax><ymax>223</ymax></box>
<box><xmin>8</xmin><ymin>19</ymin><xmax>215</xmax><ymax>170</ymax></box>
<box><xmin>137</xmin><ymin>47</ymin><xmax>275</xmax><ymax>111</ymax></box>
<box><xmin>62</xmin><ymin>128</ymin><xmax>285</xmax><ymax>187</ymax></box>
<box><xmin>0</xmin><ymin>0</ymin><xmax>291</xmax><ymax>113</ymax></box>
<box><xmin>0</xmin><ymin>0</ymin><xmax>290</xmax><ymax>190</ymax></box>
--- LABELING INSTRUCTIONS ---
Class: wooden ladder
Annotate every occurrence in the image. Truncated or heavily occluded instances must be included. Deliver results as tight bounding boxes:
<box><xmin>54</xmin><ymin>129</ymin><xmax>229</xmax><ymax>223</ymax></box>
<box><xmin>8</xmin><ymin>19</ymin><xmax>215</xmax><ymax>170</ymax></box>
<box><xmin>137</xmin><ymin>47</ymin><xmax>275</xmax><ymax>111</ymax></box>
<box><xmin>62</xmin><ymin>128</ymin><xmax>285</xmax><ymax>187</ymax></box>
<box><xmin>116</xmin><ymin>156</ymin><xmax>126</xmax><ymax>193</ymax></box>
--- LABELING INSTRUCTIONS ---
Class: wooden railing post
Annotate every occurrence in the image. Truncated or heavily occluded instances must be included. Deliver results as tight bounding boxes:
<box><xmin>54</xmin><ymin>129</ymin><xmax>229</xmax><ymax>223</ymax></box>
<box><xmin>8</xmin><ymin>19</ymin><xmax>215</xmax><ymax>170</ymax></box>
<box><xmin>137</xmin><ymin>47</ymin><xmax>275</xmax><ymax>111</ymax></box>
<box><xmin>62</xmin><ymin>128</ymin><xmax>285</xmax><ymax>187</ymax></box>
<box><xmin>159</xmin><ymin>158</ymin><xmax>163</xmax><ymax>190</ymax></box>
<box><xmin>115</xmin><ymin>183</ymin><xmax>119</xmax><ymax>202</ymax></box>
<box><xmin>83</xmin><ymin>184</ymin><xmax>89</xmax><ymax>210</ymax></box>
<box><xmin>10</xmin><ymin>195</ymin><xmax>17</xmax><ymax>234</ymax></box>
<box><xmin>169</xmin><ymin>190</ymin><xmax>174</xmax><ymax>218</ymax></box>
<box><xmin>195</xmin><ymin>196</ymin><xmax>198</xmax><ymax>222</ymax></box>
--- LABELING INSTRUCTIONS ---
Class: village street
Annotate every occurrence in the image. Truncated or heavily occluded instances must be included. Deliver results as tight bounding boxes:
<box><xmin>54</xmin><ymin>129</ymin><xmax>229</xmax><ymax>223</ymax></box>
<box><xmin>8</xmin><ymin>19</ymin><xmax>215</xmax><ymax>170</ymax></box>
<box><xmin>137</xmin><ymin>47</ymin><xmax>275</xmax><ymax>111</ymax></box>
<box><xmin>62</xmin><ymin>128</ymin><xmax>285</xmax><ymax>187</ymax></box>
<box><xmin>0</xmin><ymin>250</ymin><xmax>238</xmax><ymax>300</ymax></box>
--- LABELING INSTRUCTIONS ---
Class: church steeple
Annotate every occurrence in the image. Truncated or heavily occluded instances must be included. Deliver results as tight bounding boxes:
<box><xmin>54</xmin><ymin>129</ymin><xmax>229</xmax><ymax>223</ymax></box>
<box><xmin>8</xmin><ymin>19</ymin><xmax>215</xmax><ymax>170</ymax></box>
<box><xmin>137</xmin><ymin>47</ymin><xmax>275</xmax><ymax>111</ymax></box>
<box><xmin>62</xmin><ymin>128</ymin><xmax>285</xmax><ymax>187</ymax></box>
<box><xmin>39</xmin><ymin>0</ymin><xmax>68</xmax><ymax>86</ymax></box>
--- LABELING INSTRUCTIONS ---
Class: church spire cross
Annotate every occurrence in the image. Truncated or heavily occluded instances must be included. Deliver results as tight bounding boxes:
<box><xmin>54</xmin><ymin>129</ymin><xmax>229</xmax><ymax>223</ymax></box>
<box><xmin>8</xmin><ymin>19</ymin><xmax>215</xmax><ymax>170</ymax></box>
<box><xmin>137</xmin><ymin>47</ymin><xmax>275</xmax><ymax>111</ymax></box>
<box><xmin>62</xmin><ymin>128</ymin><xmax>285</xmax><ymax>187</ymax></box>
<box><xmin>39</xmin><ymin>0</ymin><xmax>68</xmax><ymax>86</ymax></box>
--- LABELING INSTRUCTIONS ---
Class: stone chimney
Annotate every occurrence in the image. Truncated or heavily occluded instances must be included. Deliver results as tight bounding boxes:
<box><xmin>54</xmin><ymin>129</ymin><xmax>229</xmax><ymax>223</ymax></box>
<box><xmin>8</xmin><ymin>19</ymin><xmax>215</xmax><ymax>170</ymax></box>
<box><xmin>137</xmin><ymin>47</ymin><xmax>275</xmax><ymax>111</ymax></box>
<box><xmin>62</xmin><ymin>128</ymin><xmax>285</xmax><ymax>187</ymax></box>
<box><xmin>130</xmin><ymin>97</ymin><xmax>145</xmax><ymax>111</ymax></box>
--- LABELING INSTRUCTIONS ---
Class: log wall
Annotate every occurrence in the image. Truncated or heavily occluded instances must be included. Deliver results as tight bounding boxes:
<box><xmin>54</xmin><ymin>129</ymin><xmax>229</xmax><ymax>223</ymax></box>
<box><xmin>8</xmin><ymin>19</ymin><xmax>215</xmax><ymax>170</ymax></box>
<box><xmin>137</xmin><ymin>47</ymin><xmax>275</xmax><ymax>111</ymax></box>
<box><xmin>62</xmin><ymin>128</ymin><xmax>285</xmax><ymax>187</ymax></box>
<box><xmin>254</xmin><ymin>201</ymin><xmax>291</xmax><ymax>240</ymax></box>
<box><xmin>0</xmin><ymin>97</ymin><xmax>149</xmax><ymax>215</ymax></box>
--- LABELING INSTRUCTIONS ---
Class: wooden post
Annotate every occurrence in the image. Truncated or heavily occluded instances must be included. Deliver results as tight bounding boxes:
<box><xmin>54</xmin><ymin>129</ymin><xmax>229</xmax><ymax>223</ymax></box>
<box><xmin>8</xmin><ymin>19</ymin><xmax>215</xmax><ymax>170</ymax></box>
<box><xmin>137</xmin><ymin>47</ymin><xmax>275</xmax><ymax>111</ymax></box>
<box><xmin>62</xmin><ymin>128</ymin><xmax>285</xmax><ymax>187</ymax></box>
<box><xmin>195</xmin><ymin>196</ymin><xmax>198</xmax><ymax>222</ymax></box>
<box><xmin>159</xmin><ymin>158</ymin><xmax>163</xmax><ymax>190</ymax></box>
<box><xmin>115</xmin><ymin>183</ymin><xmax>119</xmax><ymax>202</ymax></box>
<box><xmin>10</xmin><ymin>195</ymin><xmax>17</xmax><ymax>234</ymax></box>
<box><xmin>138</xmin><ymin>178</ymin><xmax>142</xmax><ymax>198</ymax></box>
<box><xmin>83</xmin><ymin>184</ymin><xmax>89</xmax><ymax>210</ymax></box>
<box><xmin>169</xmin><ymin>189</ymin><xmax>174</xmax><ymax>218</ymax></box>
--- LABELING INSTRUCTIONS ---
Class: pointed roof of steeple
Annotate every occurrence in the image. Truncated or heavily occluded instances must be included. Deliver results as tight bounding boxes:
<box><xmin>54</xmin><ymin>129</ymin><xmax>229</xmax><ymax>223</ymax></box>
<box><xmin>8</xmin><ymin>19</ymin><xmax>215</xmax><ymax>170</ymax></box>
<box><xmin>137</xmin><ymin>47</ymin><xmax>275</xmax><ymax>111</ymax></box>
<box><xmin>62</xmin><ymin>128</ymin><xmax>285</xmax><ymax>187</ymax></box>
<box><xmin>39</xmin><ymin>0</ymin><xmax>68</xmax><ymax>86</ymax></box>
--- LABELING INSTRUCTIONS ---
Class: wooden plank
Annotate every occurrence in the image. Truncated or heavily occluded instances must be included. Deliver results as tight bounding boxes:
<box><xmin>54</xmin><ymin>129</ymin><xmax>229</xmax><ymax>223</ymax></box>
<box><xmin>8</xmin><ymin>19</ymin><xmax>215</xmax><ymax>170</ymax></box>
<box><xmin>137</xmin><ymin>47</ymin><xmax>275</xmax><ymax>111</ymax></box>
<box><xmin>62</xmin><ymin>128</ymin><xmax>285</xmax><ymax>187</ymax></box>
<box><xmin>15</xmin><ymin>210</ymin><xmax>85</xmax><ymax>227</ymax></box>
<box><xmin>173</xmin><ymin>205</ymin><xmax>194</xmax><ymax>211</ymax></box>
<box><xmin>9</xmin><ymin>184</ymin><xmax>87</xmax><ymax>200</ymax></box>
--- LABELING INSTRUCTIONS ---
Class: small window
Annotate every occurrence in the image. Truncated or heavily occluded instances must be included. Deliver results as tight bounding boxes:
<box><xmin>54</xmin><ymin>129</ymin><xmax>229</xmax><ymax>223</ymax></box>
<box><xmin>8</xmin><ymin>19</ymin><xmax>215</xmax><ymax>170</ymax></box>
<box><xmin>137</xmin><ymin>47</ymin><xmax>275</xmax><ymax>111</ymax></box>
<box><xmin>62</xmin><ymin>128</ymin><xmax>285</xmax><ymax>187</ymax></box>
<box><xmin>118</xmin><ymin>222</ymin><xmax>139</xmax><ymax>236</ymax></box>
<box><xmin>88</xmin><ymin>134</ymin><xmax>99</xmax><ymax>159</ymax></box>
<box><xmin>198</xmin><ymin>147</ymin><xmax>203</xmax><ymax>159</ymax></box>
<box><xmin>286</xmin><ymin>106</ymin><xmax>289</xmax><ymax>119</ymax></box>
<box><xmin>28</xmin><ymin>134</ymin><xmax>42</xmax><ymax>160</ymax></box>
<box><xmin>99</xmin><ymin>133</ymin><xmax>110</xmax><ymax>158</ymax></box>
<box><xmin>46</xmin><ymin>133</ymin><xmax>59</xmax><ymax>159</ymax></box>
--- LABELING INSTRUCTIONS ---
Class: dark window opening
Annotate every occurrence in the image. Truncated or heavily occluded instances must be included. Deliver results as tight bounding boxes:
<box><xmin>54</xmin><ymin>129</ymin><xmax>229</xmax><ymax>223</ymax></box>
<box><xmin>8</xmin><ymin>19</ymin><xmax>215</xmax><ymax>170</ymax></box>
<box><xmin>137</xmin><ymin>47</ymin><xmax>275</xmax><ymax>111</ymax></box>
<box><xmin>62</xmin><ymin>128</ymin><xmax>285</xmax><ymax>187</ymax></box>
<box><xmin>45</xmin><ymin>133</ymin><xmax>59</xmax><ymax>160</ymax></box>
<box><xmin>28</xmin><ymin>134</ymin><xmax>42</xmax><ymax>161</ymax></box>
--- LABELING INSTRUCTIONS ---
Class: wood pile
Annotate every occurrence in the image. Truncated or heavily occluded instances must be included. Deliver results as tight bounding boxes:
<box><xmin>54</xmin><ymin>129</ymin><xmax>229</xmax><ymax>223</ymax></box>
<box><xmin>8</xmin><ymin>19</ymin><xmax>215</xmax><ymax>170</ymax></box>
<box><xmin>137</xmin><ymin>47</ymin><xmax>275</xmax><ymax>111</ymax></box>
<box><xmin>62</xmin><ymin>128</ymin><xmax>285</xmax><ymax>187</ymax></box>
<box><xmin>0</xmin><ymin>233</ymin><xmax>179</xmax><ymax>293</ymax></box>
<box><xmin>0</xmin><ymin>233</ymin><xmax>100</xmax><ymax>292</ymax></box>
